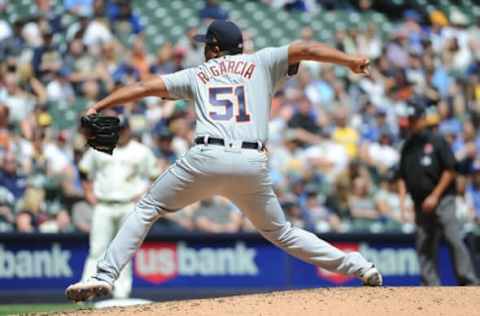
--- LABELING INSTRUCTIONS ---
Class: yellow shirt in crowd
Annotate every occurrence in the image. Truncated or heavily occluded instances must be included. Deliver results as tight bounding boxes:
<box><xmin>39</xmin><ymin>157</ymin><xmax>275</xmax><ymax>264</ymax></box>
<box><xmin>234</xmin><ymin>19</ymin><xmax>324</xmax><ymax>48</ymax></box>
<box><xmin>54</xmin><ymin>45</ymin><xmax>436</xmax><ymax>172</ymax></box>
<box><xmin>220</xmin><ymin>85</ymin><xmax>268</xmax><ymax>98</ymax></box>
<box><xmin>332</xmin><ymin>127</ymin><xmax>359</xmax><ymax>159</ymax></box>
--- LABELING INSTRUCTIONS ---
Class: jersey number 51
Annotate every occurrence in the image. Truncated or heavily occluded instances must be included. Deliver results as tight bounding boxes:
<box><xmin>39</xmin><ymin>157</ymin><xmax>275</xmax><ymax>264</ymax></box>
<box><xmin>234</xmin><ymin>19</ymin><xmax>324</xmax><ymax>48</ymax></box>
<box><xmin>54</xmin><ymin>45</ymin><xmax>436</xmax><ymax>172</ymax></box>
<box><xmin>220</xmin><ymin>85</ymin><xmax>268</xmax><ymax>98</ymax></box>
<box><xmin>208</xmin><ymin>85</ymin><xmax>251</xmax><ymax>123</ymax></box>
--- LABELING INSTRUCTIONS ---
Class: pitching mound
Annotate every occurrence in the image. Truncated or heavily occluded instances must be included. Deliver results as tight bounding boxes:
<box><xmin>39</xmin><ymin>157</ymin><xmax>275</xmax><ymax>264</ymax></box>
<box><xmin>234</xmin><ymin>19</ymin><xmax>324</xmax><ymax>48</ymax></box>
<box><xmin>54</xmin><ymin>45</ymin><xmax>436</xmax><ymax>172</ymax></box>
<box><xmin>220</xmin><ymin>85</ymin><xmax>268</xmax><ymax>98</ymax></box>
<box><xmin>61</xmin><ymin>287</ymin><xmax>479</xmax><ymax>316</ymax></box>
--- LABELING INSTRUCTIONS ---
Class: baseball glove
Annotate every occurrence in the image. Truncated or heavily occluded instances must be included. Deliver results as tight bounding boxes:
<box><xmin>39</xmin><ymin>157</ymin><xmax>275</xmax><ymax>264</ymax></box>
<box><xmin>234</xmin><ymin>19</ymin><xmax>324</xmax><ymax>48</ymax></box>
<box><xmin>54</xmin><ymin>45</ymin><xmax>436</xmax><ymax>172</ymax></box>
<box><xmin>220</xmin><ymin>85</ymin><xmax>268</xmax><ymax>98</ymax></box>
<box><xmin>80</xmin><ymin>114</ymin><xmax>120</xmax><ymax>155</ymax></box>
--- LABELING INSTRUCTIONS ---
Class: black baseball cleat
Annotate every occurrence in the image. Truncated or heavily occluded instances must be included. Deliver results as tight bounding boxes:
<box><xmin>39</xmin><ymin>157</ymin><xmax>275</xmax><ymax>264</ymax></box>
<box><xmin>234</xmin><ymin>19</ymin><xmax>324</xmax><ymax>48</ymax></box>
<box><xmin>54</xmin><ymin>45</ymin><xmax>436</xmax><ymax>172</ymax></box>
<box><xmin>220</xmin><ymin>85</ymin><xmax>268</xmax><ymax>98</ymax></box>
<box><xmin>361</xmin><ymin>266</ymin><xmax>383</xmax><ymax>286</ymax></box>
<box><xmin>65</xmin><ymin>278</ymin><xmax>113</xmax><ymax>302</ymax></box>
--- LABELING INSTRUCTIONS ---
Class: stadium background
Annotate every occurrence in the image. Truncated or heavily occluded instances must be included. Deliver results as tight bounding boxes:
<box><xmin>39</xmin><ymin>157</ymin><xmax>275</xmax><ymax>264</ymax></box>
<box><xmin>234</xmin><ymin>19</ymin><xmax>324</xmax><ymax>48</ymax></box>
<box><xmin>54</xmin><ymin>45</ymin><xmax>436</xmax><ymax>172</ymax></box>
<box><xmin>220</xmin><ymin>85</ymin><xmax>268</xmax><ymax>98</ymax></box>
<box><xmin>0</xmin><ymin>0</ymin><xmax>479</xmax><ymax>313</ymax></box>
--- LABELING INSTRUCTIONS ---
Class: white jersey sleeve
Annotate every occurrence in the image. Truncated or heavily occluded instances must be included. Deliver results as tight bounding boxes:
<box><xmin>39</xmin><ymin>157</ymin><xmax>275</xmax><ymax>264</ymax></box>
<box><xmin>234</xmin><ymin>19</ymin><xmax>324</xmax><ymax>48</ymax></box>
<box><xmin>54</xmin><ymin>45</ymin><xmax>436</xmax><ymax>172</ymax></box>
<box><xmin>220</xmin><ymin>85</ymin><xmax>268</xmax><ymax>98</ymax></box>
<box><xmin>161</xmin><ymin>69</ymin><xmax>194</xmax><ymax>100</ymax></box>
<box><xmin>255</xmin><ymin>45</ymin><xmax>290</xmax><ymax>91</ymax></box>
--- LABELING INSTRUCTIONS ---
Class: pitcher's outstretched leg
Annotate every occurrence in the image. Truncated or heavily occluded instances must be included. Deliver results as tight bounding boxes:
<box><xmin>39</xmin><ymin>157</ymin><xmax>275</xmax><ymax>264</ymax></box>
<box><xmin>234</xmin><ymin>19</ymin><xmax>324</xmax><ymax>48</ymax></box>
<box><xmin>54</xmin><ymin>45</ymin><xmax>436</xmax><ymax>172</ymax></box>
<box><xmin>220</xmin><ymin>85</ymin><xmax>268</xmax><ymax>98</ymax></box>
<box><xmin>232</xmin><ymin>190</ymin><xmax>383</xmax><ymax>286</ymax></box>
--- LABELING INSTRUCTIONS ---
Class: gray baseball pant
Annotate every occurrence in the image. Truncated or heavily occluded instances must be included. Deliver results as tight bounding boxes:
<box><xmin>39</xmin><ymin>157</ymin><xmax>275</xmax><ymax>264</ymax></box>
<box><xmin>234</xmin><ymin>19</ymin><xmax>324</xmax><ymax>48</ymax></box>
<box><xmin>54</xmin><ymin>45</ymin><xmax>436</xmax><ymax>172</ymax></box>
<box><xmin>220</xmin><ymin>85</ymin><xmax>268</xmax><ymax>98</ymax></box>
<box><xmin>415</xmin><ymin>195</ymin><xmax>479</xmax><ymax>285</ymax></box>
<box><xmin>95</xmin><ymin>144</ymin><xmax>373</xmax><ymax>285</ymax></box>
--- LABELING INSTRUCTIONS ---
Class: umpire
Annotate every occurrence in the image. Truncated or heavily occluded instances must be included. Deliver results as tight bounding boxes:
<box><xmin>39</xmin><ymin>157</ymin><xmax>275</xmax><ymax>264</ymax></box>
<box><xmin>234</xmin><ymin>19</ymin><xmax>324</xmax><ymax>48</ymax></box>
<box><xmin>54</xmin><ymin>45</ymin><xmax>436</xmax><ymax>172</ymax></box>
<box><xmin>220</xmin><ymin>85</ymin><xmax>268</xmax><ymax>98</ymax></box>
<box><xmin>398</xmin><ymin>98</ymin><xmax>478</xmax><ymax>286</ymax></box>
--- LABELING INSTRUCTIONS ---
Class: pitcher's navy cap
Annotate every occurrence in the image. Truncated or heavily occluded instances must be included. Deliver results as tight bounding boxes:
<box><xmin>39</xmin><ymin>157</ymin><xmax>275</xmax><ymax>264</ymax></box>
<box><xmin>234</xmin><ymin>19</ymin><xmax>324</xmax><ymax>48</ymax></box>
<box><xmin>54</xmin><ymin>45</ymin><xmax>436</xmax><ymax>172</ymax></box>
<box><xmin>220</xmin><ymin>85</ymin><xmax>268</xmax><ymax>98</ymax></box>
<box><xmin>193</xmin><ymin>20</ymin><xmax>243</xmax><ymax>53</ymax></box>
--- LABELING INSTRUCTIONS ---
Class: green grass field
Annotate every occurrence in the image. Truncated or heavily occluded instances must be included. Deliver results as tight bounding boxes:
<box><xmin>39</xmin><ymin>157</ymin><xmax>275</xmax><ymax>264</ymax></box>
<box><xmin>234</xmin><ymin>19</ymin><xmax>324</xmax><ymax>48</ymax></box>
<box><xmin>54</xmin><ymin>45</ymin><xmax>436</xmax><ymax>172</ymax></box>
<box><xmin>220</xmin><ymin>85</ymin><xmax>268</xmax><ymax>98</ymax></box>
<box><xmin>0</xmin><ymin>304</ymin><xmax>91</xmax><ymax>316</ymax></box>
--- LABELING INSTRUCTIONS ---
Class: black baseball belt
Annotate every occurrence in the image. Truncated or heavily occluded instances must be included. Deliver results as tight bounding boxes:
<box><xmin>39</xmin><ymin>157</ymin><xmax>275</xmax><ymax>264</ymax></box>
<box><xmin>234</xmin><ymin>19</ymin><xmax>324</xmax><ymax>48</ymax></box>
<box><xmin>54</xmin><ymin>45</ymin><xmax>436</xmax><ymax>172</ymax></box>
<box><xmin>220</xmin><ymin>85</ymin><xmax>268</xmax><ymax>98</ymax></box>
<box><xmin>194</xmin><ymin>136</ymin><xmax>264</xmax><ymax>150</ymax></box>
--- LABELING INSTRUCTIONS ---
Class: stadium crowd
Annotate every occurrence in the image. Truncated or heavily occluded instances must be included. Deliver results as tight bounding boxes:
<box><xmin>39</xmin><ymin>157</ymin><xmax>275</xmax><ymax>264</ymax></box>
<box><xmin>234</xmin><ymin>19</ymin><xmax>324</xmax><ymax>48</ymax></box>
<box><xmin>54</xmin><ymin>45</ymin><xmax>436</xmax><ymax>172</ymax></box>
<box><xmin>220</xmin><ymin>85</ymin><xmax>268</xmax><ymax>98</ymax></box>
<box><xmin>0</xmin><ymin>0</ymin><xmax>479</xmax><ymax>236</ymax></box>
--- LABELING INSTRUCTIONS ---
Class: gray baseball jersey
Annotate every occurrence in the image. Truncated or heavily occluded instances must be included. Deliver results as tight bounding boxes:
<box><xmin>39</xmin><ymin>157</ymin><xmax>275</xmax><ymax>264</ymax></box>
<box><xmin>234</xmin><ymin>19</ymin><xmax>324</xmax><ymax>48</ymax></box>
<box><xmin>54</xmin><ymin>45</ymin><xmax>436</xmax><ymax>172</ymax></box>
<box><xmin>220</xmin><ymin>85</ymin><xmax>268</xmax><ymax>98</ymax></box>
<box><xmin>90</xmin><ymin>46</ymin><xmax>376</xmax><ymax>288</ymax></box>
<box><xmin>162</xmin><ymin>46</ymin><xmax>289</xmax><ymax>143</ymax></box>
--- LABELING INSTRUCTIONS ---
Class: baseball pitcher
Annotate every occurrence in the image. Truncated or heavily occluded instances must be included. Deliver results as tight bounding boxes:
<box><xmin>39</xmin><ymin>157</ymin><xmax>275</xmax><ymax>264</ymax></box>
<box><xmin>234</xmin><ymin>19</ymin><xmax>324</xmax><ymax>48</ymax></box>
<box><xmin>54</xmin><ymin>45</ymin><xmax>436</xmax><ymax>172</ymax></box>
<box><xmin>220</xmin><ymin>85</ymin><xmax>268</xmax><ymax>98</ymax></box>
<box><xmin>67</xmin><ymin>20</ymin><xmax>382</xmax><ymax>301</ymax></box>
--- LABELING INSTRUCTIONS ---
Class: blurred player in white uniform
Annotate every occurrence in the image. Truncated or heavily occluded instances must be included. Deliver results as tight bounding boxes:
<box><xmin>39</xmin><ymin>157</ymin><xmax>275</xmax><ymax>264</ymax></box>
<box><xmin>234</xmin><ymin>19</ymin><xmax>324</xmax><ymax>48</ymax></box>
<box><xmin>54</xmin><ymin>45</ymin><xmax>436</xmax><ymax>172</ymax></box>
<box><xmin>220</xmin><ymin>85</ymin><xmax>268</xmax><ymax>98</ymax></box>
<box><xmin>67</xmin><ymin>20</ymin><xmax>382</xmax><ymax>302</ymax></box>
<box><xmin>79</xmin><ymin>117</ymin><xmax>158</xmax><ymax>298</ymax></box>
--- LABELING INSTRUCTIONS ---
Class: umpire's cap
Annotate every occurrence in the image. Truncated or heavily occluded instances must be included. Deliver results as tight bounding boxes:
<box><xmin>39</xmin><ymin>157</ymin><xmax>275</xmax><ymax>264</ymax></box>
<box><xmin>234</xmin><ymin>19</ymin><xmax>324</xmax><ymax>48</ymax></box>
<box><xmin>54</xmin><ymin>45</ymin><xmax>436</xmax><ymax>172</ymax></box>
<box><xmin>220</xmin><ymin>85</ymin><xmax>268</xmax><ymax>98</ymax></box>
<box><xmin>194</xmin><ymin>20</ymin><xmax>243</xmax><ymax>54</ymax></box>
<box><xmin>405</xmin><ymin>96</ymin><xmax>427</xmax><ymax>119</ymax></box>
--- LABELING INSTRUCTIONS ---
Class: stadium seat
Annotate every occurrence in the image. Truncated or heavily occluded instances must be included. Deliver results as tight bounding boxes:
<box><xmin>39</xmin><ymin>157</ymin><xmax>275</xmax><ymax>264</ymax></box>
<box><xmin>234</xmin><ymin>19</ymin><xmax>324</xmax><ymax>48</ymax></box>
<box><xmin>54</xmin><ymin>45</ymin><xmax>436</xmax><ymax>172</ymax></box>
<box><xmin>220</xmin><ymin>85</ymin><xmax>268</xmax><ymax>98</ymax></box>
<box><xmin>6</xmin><ymin>0</ymin><xmax>476</xmax><ymax>57</ymax></box>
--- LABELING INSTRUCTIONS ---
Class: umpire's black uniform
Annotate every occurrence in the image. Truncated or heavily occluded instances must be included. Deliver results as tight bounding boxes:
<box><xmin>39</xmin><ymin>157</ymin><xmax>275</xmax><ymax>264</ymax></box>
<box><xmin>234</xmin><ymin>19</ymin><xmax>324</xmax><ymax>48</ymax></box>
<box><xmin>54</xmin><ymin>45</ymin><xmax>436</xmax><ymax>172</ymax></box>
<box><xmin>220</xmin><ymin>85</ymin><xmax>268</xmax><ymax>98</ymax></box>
<box><xmin>399</xmin><ymin>101</ymin><xmax>478</xmax><ymax>285</ymax></box>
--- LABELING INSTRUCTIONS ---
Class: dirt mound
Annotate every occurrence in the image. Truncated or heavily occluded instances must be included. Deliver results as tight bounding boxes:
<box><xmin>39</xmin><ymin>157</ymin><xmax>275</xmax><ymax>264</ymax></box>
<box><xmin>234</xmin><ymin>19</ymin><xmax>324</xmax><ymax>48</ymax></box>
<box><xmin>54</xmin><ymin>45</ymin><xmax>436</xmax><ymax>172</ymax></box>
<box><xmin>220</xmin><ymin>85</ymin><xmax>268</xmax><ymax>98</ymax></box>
<box><xmin>58</xmin><ymin>287</ymin><xmax>480</xmax><ymax>316</ymax></box>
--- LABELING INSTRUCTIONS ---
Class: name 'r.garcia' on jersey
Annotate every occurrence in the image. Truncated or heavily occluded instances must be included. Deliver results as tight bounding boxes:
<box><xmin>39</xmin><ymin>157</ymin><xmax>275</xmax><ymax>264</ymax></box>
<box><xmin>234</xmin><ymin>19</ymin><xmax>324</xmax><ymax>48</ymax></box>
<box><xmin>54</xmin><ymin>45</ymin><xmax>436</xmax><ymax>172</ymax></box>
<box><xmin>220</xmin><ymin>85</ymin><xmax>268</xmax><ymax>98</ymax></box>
<box><xmin>196</xmin><ymin>60</ymin><xmax>256</xmax><ymax>84</ymax></box>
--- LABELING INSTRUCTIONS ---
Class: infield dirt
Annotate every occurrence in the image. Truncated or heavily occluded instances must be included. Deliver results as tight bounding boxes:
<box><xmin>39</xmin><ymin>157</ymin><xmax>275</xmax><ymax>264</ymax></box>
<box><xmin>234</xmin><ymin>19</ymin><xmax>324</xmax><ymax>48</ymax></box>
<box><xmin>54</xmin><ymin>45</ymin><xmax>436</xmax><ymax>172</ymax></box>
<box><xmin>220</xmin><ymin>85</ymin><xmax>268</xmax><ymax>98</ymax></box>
<box><xmin>51</xmin><ymin>287</ymin><xmax>479</xmax><ymax>316</ymax></box>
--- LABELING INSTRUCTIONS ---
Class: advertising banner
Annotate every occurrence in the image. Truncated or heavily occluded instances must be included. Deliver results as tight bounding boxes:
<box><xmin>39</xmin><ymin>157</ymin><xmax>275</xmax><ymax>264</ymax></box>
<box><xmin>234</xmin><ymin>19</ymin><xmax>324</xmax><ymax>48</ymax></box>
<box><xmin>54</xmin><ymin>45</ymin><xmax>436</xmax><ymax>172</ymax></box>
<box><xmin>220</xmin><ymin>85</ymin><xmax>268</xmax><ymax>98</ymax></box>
<box><xmin>0</xmin><ymin>240</ymin><xmax>87</xmax><ymax>290</ymax></box>
<box><xmin>288</xmin><ymin>242</ymin><xmax>456</xmax><ymax>287</ymax></box>
<box><xmin>133</xmin><ymin>240</ymin><xmax>287</xmax><ymax>288</ymax></box>
<box><xmin>0</xmin><ymin>233</ymin><xmax>461</xmax><ymax>296</ymax></box>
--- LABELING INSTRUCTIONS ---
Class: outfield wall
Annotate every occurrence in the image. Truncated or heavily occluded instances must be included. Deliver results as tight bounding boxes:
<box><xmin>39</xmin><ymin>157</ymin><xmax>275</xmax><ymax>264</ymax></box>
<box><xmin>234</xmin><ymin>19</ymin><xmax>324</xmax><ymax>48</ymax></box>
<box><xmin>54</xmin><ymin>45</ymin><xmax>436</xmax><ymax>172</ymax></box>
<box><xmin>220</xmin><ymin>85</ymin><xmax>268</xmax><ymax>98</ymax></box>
<box><xmin>0</xmin><ymin>232</ymin><xmax>475</xmax><ymax>303</ymax></box>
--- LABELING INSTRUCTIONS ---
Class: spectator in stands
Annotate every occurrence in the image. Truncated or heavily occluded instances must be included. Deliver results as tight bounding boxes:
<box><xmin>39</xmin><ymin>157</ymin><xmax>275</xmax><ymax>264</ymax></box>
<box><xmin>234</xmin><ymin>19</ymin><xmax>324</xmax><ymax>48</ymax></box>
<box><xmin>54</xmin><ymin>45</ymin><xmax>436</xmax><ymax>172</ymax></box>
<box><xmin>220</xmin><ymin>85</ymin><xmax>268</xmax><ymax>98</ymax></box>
<box><xmin>82</xmin><ymin>79</ymin><xmax>101</xmax><ymax>107</ymax></box>
<box><xmin>283</xmin><ymin>0</ymin><xmax>310</xmax><ymax>12</ymax></box>
<box><xmin>455</xmin><ymin>175</ymin><xmax>474</xmax><ymax>233</ymax></box>
<box><xmin>150</xmin><ymin>42</ymin><xmax>177</xmax><ymax>75</ymax></box>
<box><xmin>176</xmin><ymin>27</ymin><xmax>204</xmax><ymax>68</ymax></box>
<box><xmin>129</xmin><ymin>37</ymin><xmax>151</xmax><ymax>80</ymax></box>
<box><xmin>300</xmin><ymin>131</ymin><xmax>348</xmax><ymax>182</ymax></box>
<box><xmin>361</xmin><ymin>131</ymin><xmax>399</xmax><ymax>173</ymax></box>
<box><xmin>46</xmin><ymin>68</ymin><xmax>76</xmax><ymax>104</ymax></box>
<box><xmin>0</xmin><ymin>20</ymin><xmax>26</xmax><ymax>60</ymax></box>
<box><xmin>199</xmin><ymin>0</ymin><xmax>229</xmax><ymax>21</ymax></box>
<box><xmin>348</xmin><ymin>176</ymin><xmax>380</xmax><ymax>232</ymax></box>
<box><xmin>63</xmin><ymin>38</ymin><xmax>106</xmax><ymax>92</ymax></box>
<box><xmin>302</xmin><ymin>189</ymin><xmax>341</xmax><ymax>232</ymax></box>
<box><xmin>15</xmin><ymin>210</ymin><xmax>37</xmax><ymax>233</ymax></box>
<box><xmin>400</xmin><ymin>10</ymin><xmax>423</xmax><ymax>54</ymax></box>
<box><xmin>452</xmin><ymin>120</ymin><xmax>477</xmax><ymax>174</ymax></box>
<box><xmin>112</xmin><ymin>58</ymin><xmax>140</xmax><ymax>87</ymax></box>
<box><xmin>438</xmin><ymin>100</ymin><xmax>462</xmax><ymax>139</ymax></box>
<box><xmin>99</xmin><ymin>40</ymin><xmax>122</xmax><ymax>75</ymax></box>
<box><xmin>357</xmin><ymin>24</ymin><xmax>382</xmax><ymax>60</ymax></box>
<box><xmin>168</xmin><ymin>112</ymin><xmax>193</xmax><ymax>155</ymax></box>
<box><xmin>0</xmin><ymin>186</ymin><xmax>15</xmax><ymax>232</ymax></box>
<box><xmin>406</xmin><ymin>52</ymin><xmax>427</xmax><ymax>93</ymax></box>
<box><xmin>468</xmin><ymin>18</ymin><xmax>480</xmax><ymax>61</ymax></box>
<box><xmin>325</xmin><ymin>161</ymin><xmax>360</xmax><ymax>223</ymax></box>
<box><xmin>35</xmin><ymin>0</ymin><xmax>62</xmax><ymax>34</ymax></box>
<box><xmin>193</xmin><ymin>197</ymin><xmax>242</xmax><ymax>233</ymax></box>
<box><xmin>22</xmin><ymin>16</ymin><xmax>46</xmax><ymax>48</ymax></box>
<box><xmin>71</xmin><ymin>200</ymin><xmax>92</xmax><ymax>233</ymax></box>
<box><xmin>83</xmin><ymin>10</ymin><xmax>114</xmax><ymax>48</ymax></box>
<box><xmin>152</xmin><ymin>124</ymin><xmax>177</xmax><ymax>172</ymax></box>
<box><xmin>0</xmin><ymin>2</ymin><xmax>11</xmax><ymax>43</ymax></box>
<box><xmin>31</xmin><ymin>31</ymin><xmax>62</xmax><ymax>82</ymax></box>
<box><xmin>107</xmin><ymin>0</ymin><xmax>143</xmax><ymax>36</ymax></box>
<box><xmin>332</xmin><ymin>107</ymin><xmax>359</xmax><ymax>159</ymax></box>
<box><xmin>0</xmin><ymin>153</ymin><xmax>27</xmax><ymax>201</ymax></box>
<box><xmin>17</xmin><ymin>181</ymin><xmax>47</xmax><ymax>229</ymax></box>
<box><xmin>360</xmin><ymin>106</ymin><xmax>391</xmax><ymax>143</ymax></box>
<box><xmin>304</xmin><ymin>66</ymin><xmax>336</xmax><ymax>109</ymax></box>
<box><xmin>0</xmin><ymin>104</ymin><xmax>11</xmax><ymax>155</ymax></box>
<box><xmin>30</xmin><ymin>127</ymin><xmax>71</xmax><ymax>180</ymax></box>
<box><xmin>386</xmin><ymin>30</ymin><xmax>410</xmax><ymax>69</ymax></box>
<box><xmin>466</xmin><ymin>165</ymin><xmax>480</xmax><ymax>227</ymax></box>
<box><xmin>375</xmin><ymin>171</ymin><xmax>414</xmax><ymax>232</ymax></box>
<box><xmin>39</xmin><ymin>209</ymin><xmax>74</xmax><ymax>233</ymax></box>
<box><xmin>64</xmin><ymin>0</ymin><xmax>93</xmax><ymax>16</ymax></box>
<box><xmin>0</xmin><ymin>66</ymin><xmax>37</xmax><ymax>127</ymax></box>
<box><xmin>287</xmin><ymin>96</ymin><xmax>320</xmax><ymax>137</ymax></box>
<box><xmin>276</xmin><ymin>186</ymin><xmax>312</xmax><ymax>230</ymax></box>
